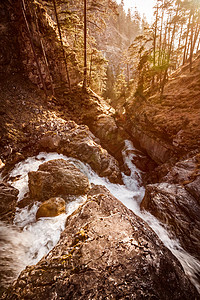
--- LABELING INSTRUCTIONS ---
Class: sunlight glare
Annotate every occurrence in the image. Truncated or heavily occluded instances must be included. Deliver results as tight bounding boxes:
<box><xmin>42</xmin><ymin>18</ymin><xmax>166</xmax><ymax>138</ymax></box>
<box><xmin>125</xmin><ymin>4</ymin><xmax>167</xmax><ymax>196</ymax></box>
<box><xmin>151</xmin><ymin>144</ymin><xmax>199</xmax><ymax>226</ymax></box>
<box><xmin>116</xmin><ymin>0</ymin><xmax>156</xmax><ymax>23</ymax></box>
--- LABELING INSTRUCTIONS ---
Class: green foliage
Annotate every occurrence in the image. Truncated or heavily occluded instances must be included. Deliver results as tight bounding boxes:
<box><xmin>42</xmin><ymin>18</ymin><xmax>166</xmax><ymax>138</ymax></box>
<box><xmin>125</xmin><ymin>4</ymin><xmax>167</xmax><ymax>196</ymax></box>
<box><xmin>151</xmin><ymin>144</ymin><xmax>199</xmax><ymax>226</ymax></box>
<box><xmin>114</xmin><ymin>71</ymin><xmax>127</xmax><ymax>99</ymax></box>
<box><xmin>88</xmin><ymin>48</ymin><xmax>108</xmax><ymax>94</ymax></box>
<box><xmin>119</xmin><ymin>0</ymin><xmax>200</xmax><ymax>100</ymax></box>
<box><xmin>35</xmin><ymin>0</ymin><xmax>111</xmax><ymax>94</ymax></box>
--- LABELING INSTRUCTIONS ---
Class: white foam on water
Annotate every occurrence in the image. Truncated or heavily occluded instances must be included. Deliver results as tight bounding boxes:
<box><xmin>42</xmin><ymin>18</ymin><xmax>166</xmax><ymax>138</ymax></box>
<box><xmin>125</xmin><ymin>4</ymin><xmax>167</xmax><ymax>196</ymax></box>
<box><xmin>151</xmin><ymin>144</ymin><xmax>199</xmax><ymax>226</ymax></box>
<box><xmin>0</xmin><ymin>221</ymin><xmax>32</xmax><ymax>288</ymax></box>
<box><xmin>8</xmin><ymin>152</ymin><xmax>70</xmax><ymax>201</ymax></box>
<box><xmin>1</xmin><ymin>142</ymin><xmax>200</xmax><ymax>292</ymax></box>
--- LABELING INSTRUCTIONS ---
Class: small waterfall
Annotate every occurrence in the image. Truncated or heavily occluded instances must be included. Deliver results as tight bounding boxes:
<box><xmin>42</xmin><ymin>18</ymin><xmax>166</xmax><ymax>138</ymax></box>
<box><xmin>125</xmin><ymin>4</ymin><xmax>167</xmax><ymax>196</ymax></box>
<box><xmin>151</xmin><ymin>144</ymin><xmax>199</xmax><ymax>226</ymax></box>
<box><xmin>0</xmin><ymin>142</ymin><xmax>200</xmax><ymax>292</ymax></box>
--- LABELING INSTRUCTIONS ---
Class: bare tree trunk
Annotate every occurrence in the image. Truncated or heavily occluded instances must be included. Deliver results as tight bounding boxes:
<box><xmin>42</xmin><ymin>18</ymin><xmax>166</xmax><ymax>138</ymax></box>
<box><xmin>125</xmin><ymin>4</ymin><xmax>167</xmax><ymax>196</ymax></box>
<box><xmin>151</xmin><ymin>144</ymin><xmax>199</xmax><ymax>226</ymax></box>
<box><xmin>127</xmin><ymin>63</ymin><xmax>129</xmax><ymax>85</ymax></box>
<box><xmin>32</xmin><ymin>5</ymin><xmax>54</xmax><ymax>96</ymax></box>
<box><xmin>189</xmin><ymin>12</ymin><xmax>194</xmax><ymax>72</ymax></box>
<box><xmin>160</xmin><ymin>2</ymin><xmax>180</xmax><ymax>96</ymax></box>
<box><xmin>152</xmin><ymin>2</ymin><xmax>159</xmax><ymax>85</ymax></box>
<box><xmin>197</xmin><ymin>36</ymin><xmax>200</xmax><ymax>52</ymax></box>
<box><xmin>21</xmin><ymin>0</ymin><xmax>47</xmax><ymax>98</ymax></box>
<box><xmin>89</xmin><ymin>52</ymin><xmax>93</xmax><ymax>86</ymax></box>
<box><xmin>158</xmin><ymin>0</ymin><xmax>164</xmax><ymax>67</ymax></box>
<box><xmin>83</xmin><ymin>0</ymin><xmax>87</xmax><ymax>91</ymax></box>
<box><xmin>176</xmin><ymin>26</ymin><xmax>183</xmax><ymax>68</ymax></box>
<box><xmin>185</xmin><ymin>37</ymin><xmax>191</xmax><ymax>62</ymax></box>
<box><xmin>167</xmin><ymin>16</ymin><xmax>172</xmax><ymax>52</ymax></box>
<box><xmin>52</xmin><ymin>0</ymin><xmax>71</xmax><ymax>90</ymax></box>
<box><xmin>153</xmin><ymin>3</ymin><xmax>159</xmax><ymax>67</ymax></box>
<box><xmin>192</xmin><ymin>23</ymin><xmax>200</xmax><ymax>55</ymax></box>
<box><xmin>161</xmin><ymin>19</ymin><xmax>168</xmax><ymax>66</ymax></box>
<box><xmin>183</xmin><ymin>12</ymin><xmax>192</xmax><ymax>65</ymax></box>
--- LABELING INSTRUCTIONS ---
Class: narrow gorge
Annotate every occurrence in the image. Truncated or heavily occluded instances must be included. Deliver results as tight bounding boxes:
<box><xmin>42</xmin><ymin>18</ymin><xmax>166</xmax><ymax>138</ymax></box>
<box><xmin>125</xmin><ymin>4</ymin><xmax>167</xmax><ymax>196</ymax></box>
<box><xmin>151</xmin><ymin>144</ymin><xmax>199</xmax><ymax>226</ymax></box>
<box><xmin>0</xmin><ymin>0</ymin><xmax>200</xmax><ymax>299</ymax></box>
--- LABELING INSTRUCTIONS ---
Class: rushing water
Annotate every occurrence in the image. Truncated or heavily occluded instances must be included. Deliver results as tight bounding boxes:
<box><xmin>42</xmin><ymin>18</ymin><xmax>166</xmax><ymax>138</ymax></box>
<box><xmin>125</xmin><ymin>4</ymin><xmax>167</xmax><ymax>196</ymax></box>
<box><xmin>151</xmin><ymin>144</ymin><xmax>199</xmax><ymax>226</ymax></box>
<box><xmin>1</xmin><ymin>141</ymin><xmax>200</xmax><ymax>292</ymax></box>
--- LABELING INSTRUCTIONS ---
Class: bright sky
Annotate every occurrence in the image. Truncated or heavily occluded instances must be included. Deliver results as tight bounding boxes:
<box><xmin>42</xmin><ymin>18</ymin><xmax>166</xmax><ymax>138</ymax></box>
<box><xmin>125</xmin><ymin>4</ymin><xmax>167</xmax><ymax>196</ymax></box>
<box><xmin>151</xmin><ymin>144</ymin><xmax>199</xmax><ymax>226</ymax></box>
<box><xmin>116</xmin><ymin>0</ymin><xmax>156</xmax><ymax>23</ymax></box>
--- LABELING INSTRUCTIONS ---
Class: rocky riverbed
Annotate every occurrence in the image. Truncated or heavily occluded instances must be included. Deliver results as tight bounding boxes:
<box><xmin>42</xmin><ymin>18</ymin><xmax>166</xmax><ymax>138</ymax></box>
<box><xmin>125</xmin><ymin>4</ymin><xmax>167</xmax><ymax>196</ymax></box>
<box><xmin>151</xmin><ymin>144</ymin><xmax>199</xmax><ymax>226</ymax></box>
<box><xmin>4</xmin><ymin>184</ymin><xmax>199</xmax><ymax>299</ymax></box>
<box><xmin>1</xmin><ymin>65</ymin><xmax>200</xmax><ymax>300</ymax></box>
<box><xmin>1</xmin><ymin>0</ymin><xmax>200</xmax><ymax>298</ymax></box>
<box><xmin>1</xmin><ymin>148</ymin><xmax>200</xmax><ymax>299</ymax></box>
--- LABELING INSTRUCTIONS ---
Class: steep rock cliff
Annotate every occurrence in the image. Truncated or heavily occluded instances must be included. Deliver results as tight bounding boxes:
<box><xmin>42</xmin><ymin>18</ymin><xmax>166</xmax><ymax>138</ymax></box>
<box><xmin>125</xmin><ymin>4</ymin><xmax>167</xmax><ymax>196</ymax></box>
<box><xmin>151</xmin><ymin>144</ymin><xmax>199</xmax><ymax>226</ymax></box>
<box><xmin>125</xmin><ymin>56</ymin><xmax>200</xmax><ymax>259</ymax></box>
<box><xmin>125</xmin><ymin>56</ymin><xmax>200</xmax><ymax>165</ymax></box>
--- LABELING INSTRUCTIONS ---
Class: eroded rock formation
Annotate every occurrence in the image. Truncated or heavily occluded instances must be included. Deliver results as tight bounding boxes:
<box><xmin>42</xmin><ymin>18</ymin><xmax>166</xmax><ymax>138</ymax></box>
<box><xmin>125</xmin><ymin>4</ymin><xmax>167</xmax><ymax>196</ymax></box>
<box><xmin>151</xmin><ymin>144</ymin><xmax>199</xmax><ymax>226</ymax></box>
<box><xmin>38</xmin><ymin>121</ymin><xmax>122</xmax><ymax>184</ymax></box>
<box><xmin>141</xmin><ymin>153</ymin><xmax>200</xmax><ymax>259</ymax></box>
<box><xmin>141</xmin><ymin>182</ymin><xmax>200</xmax><ymax>260</ymax></box>
<box><xmin>36</xmin><ymin>197</ymin><xmax>66</xmax><ymax>219</ymax></box>
<box><xmin>28</xmin><ymin>159</ymin><xmax>90</xmax><ymax>201</ymax></box>
<box><xmin>0</xmin><ymin>182</ymin><xmax>19</xmax><ymax>223</ymax></box>
<box><xmin>4</xmin><ymin>186</ymin><xmax>199</xmax><ymax>299</ymax></box>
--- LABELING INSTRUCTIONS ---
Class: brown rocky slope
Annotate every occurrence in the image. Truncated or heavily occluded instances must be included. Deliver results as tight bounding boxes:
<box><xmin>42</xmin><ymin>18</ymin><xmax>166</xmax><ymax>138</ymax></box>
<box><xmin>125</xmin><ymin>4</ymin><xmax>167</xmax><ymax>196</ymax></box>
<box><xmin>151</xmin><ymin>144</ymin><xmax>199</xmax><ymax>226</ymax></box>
<box><xmin>126</xmin><ymin>55</ymin><xmax>200</xmax><ymax>165</ymax></box>
<box><xmin>125</xmin><ymin>57</ymin><xmax>200</xmax><ymax>260</ymax></box>
<box><xmin>1</xmin><ymin>0</ymin><xmax>200</xmax><ymax>297</ymax></box>
<box><xmin>4</xmin><ymin>186</ymin><xmax>199</xmax><ymax>300</ymax></box>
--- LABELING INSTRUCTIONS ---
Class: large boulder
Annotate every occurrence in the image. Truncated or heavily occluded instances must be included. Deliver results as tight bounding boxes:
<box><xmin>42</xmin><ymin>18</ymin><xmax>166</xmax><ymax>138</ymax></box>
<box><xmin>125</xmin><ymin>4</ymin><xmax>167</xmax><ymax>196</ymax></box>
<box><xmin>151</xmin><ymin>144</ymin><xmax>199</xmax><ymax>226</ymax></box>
<box><xmin>39</xmin><ymin>131</ymin><xmax>61</xmax><ymax>151</ymax></box>
<box><xmin>141</xmin><ymin>183</ymin><xmax>200</xmax><ymax>260</ymax></box>
<box><xmin>185</xmin><ymin>175</ymin><xmax>200</xmax><ymax>203</ymax></box>
<box><xmin>5</xmin><ymin>186</ymin><xmax>199</xmax><ymax>299</ymax></box>
<box><xmin>88</xmin><ymin>114</ymin><xmax>126</xmax><ymax>161</ymax></box>
<box><xmin>0</xmin><ymin>181</ymin><xmax>18</xmax><ymax>223</ymax></box>
<box><xmin>38</xmin><ymin>122</ymin><xmax>122</xmax><ymax>184</ymax></box>
<box><xmin>36</xmin><ymin>197</ymin><xmax>66</xmax><ymax>219</ymax></box>
<box><xmin>162</xmin><ymin>155</ymin><xmax>200</xmax><ymax>204</ymax></box>
<box><xmin>59</xmin><ymin>124</ymin><xmax>122</xmax><ymax>183</ymax></box>
<box><xmin>59</xmin><ymin>89</ymin><xmax>126</xmax><ymax>162</ymax></box>
<box><xmin>163</xmin><ymin>155</ymin><xmax>200</xmax><ymax>185</ymax></box>
<box><xmin>28</xmin><ymin>159</ymin><xmax>90</xmax><ymax>201</ymax></box>
<box><xmin>128</xmin><ymin>126</ymin><xmax>174</xmax><ymax>165</ymax></box>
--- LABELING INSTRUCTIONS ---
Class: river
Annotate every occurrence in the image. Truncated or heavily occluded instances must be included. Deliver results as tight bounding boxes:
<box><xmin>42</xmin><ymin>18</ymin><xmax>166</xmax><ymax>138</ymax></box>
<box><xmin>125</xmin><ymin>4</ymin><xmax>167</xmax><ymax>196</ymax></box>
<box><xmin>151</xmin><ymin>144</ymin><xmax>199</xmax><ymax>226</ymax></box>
<box><xmin>1</xmin><ymin>140</ymin><xmax>200</xmax><ymax>292</ymax></box>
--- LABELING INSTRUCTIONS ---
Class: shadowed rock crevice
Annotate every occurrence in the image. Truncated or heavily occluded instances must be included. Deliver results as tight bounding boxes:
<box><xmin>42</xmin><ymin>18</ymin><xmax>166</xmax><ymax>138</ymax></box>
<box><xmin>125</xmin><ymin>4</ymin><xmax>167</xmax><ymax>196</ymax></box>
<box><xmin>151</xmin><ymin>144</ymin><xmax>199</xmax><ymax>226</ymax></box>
<box><xmin>0</xmin><ymin>182</ymin><xmax>19</xmax><ymax>223</ymax></box>
<box><xmin>141</xmin><ymin>154</ymin><xmax>200</xmax><ymax>260</ymax></box>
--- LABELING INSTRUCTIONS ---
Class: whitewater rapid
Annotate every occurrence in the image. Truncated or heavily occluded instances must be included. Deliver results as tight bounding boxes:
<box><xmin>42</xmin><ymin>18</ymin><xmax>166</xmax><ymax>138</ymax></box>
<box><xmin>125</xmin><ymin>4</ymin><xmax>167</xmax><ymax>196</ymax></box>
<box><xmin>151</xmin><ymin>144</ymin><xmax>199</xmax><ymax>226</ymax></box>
<box><xmin>1</xmin><ymin>140</ymin><xmax>200</xmax><ymax>292</ymax></box>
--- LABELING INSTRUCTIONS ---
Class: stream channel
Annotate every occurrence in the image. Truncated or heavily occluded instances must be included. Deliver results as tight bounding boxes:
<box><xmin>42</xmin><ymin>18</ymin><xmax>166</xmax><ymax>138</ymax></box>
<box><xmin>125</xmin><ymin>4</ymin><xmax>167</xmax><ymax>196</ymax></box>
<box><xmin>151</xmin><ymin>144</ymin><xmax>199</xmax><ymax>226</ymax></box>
<box><xmin>1</xmin><ymin>140</ymin><xmax>200</xmax><ymax>292</ymax></box>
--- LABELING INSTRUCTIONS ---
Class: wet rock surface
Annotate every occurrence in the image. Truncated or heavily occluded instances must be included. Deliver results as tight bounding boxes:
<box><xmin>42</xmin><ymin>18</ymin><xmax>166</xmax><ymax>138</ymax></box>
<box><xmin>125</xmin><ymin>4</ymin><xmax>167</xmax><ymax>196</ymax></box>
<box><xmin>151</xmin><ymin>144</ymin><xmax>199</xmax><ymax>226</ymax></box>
<box><xmin>141</xmin><ymin>154</ymin><xmax>200</xmax><ymax>260</ymax></box>
<box><xmin>163</xmin><ymin>155</ymin><xmax>200</xmax><ymax>185</ymax></box>
<box><xmin>38</xmin><ymin>122</ymin><xmax>122</xmax><ymax>184</ymax></box>
<box><xmin>4</xmin><ymin>186</ymin><xmax>199</xmax><ymax>299</ymax></box>
<box><xmin>57</xmin><ymin>123</ymin><xmax>122</xmax><ymax>183</ymax></box>
<box><xmin>0</xmin><ymin>181</ymin><xmax>19</xmax><ymax>223</ymax></box>
<box><xmin>89</xmin><ymin>114</ymin><xmax>126</xmax><ymax>161</ymax></box>
<box><xmin>141</xmin><ymin>182</ymin><xmax>200</xmax><ymax>260</ymax></box>
<box><xmin>36</xmin><ymin>197</ymin><xmax>66</xmax><ymax>219</ymax></box>
<box><xmin>28</xmin><ymin>159</ymin><xmax>90</xmax><ymax>201</ymax></box>
<box><xmin>56</xmin><ymin>89</ymin><xmax>126</xmax><ymax>162</ymax></box>
<box><xmin>185</xmin><ymin>175</ymin><xmax>200</xmax><ymax>202</ymax></box>
<box><xmin>126</xmin><ymin>125</ymin><xmax>175</xmax><ymax>165</ymax></box>
<box><xmin>39</xmin><ymin>132</ymin><xmax>61</xmax><ymax>151</ymax></box>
